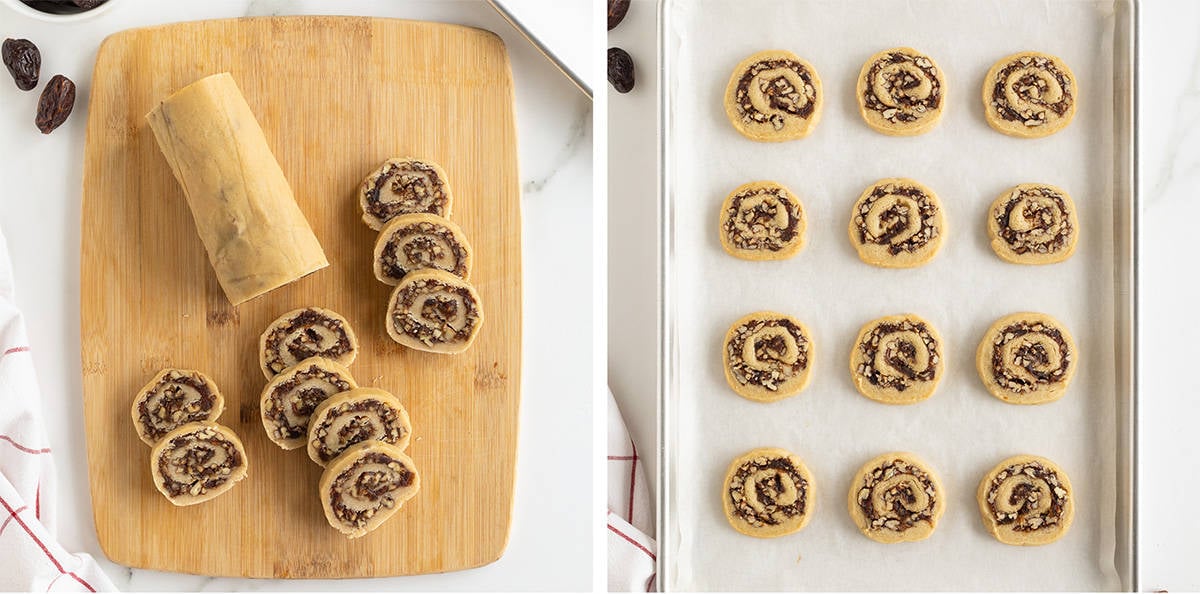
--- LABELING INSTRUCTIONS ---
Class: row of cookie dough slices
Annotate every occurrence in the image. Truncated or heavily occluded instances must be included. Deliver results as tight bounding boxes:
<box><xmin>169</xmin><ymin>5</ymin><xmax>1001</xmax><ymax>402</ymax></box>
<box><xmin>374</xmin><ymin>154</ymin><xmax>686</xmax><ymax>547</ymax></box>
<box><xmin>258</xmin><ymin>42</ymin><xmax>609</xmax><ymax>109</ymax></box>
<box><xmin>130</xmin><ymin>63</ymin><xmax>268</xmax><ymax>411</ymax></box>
<box><xmin>725</xmin><ymin>311</ymin><xmax>1076</xmax><ymax>405</ymax></box>
<box><xmin>726</xmin><ymin>48</ymin><xmax>1076</xmax><ymax>140</ymax></box>
<box><xmin>359</xmin><ymin>157</ymin><xmax>484</xmax><ymax>354</ymax></box>
<box><xmin>259</xmin><ymin>307</ymin><xmax>421</xmax><ymax>538</ymax></box>
<box><xmin>131</xmin><ymin>369</ymin><xmax>248</xmax><ymax>505</ymax></box>
<box><xmin>724</xmin><ymin>448</ymin><xmax>1074</xmax><ymax>546</ymax></box>
<box><xmin>721</xmin><ymin>179</ymin><xmax>1079</xmax><ymax>267</ymax></box>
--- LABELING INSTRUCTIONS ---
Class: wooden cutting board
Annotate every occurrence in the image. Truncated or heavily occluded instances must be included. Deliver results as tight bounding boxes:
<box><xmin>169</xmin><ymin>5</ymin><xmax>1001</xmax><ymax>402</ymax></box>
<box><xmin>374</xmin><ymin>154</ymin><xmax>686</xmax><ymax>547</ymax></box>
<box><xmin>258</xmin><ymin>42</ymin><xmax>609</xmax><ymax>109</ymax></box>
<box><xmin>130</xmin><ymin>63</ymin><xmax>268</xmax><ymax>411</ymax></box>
<box><xmin>79</xmin><ymin>16</ymin><xmax>521</xmax><ymax>578</ymax></box>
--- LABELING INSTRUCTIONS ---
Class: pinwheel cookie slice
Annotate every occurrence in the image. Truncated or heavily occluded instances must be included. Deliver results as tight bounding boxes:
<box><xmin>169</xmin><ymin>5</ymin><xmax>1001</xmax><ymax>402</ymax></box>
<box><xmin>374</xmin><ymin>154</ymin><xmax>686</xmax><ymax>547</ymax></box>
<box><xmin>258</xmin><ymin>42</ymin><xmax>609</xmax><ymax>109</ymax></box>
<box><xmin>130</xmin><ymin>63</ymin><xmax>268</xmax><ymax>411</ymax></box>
<box><xmin>723</xmin><ymin>311</ymin><xmax>814</xmax><ymax>403</ymax></box>
<box><xmin>978</xmin><ymin>454</ymin><xmax>1074</xmax><ymax>545</ymax></box>
<box><xmin>307</xmin><ymin>387</ymin><xmax>412</xmax><ymax>467</ymax></box>
<box><xmin>360</xmin><ymin>157</ymin><xmax>453</xmax><ymax>230</ymax></box>
<box><xmin>722</xmin><ymin>447</ymin><xmax>815</xmax><ymax>538</ymax></box>
<box><xmin>983</xmin><ymin>52</ymin><xmax>1078</xmax><ymax>138</ymax></box>
<box><xmin>259</xmin><ymin>307</ymin><xmax>359</xmax><ymax>379</ymax></box>
<box><xmin>131</xmin><ymin>368</ymin><xmax>225</xmax><ymax>446</ymax></box>
<box><xmin>857</xmin><ymin>47</ymin><xmax>946</xmax><ymax>136</ymax></box>
<box><xmin>150</xmin><ymin>422</ymin><xmax>248</xmax><ymax>506</ymax></box>
<box><xmin>977</xmin><ymin>312</ymin><xmax>1076</xmax><ymax>405</ymax></box>
<box><xmin>374</xmin><ymin>213</ymin><xmax>473</xmax><ymax>285</ymax></box>
<box><xmin>850</xmin><ymin>314</ymin><xmax>944</xmax><ymax>405</ymax></box>
<box><xmin>988</xmin><ymin>183</ymin><xmax>1079</xmax><ymax>265</ymax></box>
<box><xmin>718</xmin><ymin>181</ymin><xmax>806</xmax><ymax>261</ymax></box>
<box><xmin>847</xmin><ymin>452</ymin><xmax>944</xmax><ymax>543</ymax></box>
<box><xmin>848</xmin><ymin>178</ymin><xmax>945</xmax><ymax>268</ymax></box>
<box><xmin>386</xmin><ymin>269</ymin><xmax>484</xmax><ymax>354</ymax></box>
<box><xmin>320</xmin><ymin>440</ymin><xmax>420</xmax><ymax>538</ymax></box>
<box><xmin>724</xmin><ymin>50</ymin><xmax>823</xmax><ymax>142</ymax></box>
<box><xmin>260</xmin><ymin>356</ymin><xmax>358</xmax><ymax>450</ymax></box>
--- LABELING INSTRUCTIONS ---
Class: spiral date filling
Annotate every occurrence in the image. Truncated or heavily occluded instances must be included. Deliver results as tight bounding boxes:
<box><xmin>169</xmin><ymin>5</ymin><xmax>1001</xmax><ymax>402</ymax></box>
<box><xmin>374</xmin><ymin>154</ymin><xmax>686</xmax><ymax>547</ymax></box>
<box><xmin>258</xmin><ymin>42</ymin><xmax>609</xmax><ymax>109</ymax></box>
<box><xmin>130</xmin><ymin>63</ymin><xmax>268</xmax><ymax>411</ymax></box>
<box><xmin>728</xmin><ymin>457</ymin><xmax>808</xmax><ymax>526</ymax></box>
<box><xmin>995</xmin><ymin>188</ymin><xmax>1073</xmax><ymax>255</ymax></box>
<box><xmin>394</xmin><ymin>280</ymin><xmax>481</xmax><ymax>346</ymax></box>
<box><xmin>329</xmin><ymin>452</ymin><xmax>415</xmax><ymax>527</ymax></box>
<box><xmin>365</xmin><ymin>162</ymin><xmax>449</xmax><ymax>221</ymax></box>
<box><xmin>264</xmin><ymin>367</ymin><xmax>353</xmax><ymax>440</ymax></box>
<box><xmin>985</xmin><ymin>462</ymin><xmax>1068</xmax><ymax>532</ymax></box>
<box><xmin>856</xmin><ymin>321</ymin><xmax>939</xmax><ymax>391</ymax></box>
<box><xmin>157</xmin><ymin>433</ymin><xmax>242</xmax><ymax>498</ymax></box>
<box><xmin>723</xmin><ymin>188</ymin><xmax>801</xmax><ymax>251</ymax></box>
<box><xmin>726</xmin><ymin>319</ymin><xmax>809</xmax><ymax>391</ymax></box>
<box><xmin>138</xmin><ymin>374</ymin><xmax>217</xmax><ymax>442</ymax></box>
<box><xmin>989</xmin><ymin>56</ymin><xmax>1073</xmax><ymax>127</ymax></box>
<box><xmin>734</xmin><ymin>59</ymin><xmax>817</xmax><ymax>130</ymax></box>
<box><xmin>855</xmin><ymin>460</ymin><xmax>937</xmax><ymax>531</ymax></box>
<box><xmin>312</xmin><ymin>401</ymin><xmax>406</xmax><ymax>463</ymax></box>
<box><xmin>382</xmin><ymin>223</ymin><xmax>469</xmax><ymax>279</ymax></box>
<box><xmin>990</xmin><ymin>322</ymin><xmax>1071</xmax><ymax>393</ymax></box>
<box><xmin>862</xmin><ymin>52</ymin><xmax>941</xmax><ymax>123</ymax></box>
<box><xmin>854</xmin><ymin>185</ymin><xmax>939</xmax><ymax>254</ymax></box>
<box><xmin>264</xmin><ymin>310</ymin><xmax>353</xmax><ymax>375</ymax></box>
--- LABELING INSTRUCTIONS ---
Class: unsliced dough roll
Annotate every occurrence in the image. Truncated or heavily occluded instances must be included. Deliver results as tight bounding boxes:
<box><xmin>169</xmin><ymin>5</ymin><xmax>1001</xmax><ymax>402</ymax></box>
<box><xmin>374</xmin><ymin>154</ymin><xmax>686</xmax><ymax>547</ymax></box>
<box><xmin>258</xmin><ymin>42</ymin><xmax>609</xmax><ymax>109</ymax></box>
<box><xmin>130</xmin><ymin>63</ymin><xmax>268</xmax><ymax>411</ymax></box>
<box><xmin>260</xmin><ymin>356</ymin><xmax>358</xmax><ymax>450</ymax></box>
<box><xmin>150</xmin><ymin>421</ymin><xmax>248</xmax><ymax>506</ymax></box>
<box><xmin>307</xmin><ymin>387</ymin><xmax>412</xmax><ymax>467</ymax></box>
<box><xmin>145</xmin><ymin>72</ymin><xmax>328</xmax><ymax>305</ymax></box>
<box><xmin>320</xmin><ymin>440</ymin><xmax>420</xmax><ymax>538</ymax></box>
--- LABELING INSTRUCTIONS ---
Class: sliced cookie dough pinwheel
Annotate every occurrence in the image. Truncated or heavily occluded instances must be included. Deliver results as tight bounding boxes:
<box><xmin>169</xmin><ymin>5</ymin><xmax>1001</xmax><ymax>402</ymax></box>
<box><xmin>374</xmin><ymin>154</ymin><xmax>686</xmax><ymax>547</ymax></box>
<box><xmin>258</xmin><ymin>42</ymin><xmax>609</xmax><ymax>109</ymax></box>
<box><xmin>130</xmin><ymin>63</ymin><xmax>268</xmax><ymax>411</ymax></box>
<box><xmin>988</xmin><ymin>183</ymin><xmax>1079</xmax><ymax>265</ymax></box>
<box><xmin>718</xmin><ymin>180</ymin><xmax>806</xmax><ymax>261</ymax></box>
<box><xmin>259</xmin><ymin>307</ymin><xmax>359</xmax><ymax>379</ymax></box>
<box><xmin>976</xmin><ymin>312</ymin><xmax>1076</xmax><ymax>405</ymax></box>
<box><xmin>722</xmin><ymin>447</ymin><xmax>815</xmax><ymax>538</ymax></box>
<box><xmin>131</xmin><ymin>368</ymin><xmax>224</xmax><ymax>446</ymax></box>
<box><xmin>723</xmin><ymin>50</ymin><xmax>823</xmax><ymax>142</ymax></box>
<box><xmin>983</xmin><ymin>52</ymin><xmax>1077</xmax><ymax>138</ymax></box>
<box><xmin>850</xmin><ymin>314</ymin><xmax>944</xmax><ymax>405</ymax></box>
<box><xmin>260</xmin><ymin>356</ymin><xmax>358</xmax><ymax>450</ymax></box>
<box><xmin>977</xmin><ymin>454</ymin><xmax>1074</xmax><ymax>545</ymax></box>
<box><xmin>373</xmin><ymin>213</ymin><xmax>473</xmax><ymax>285</ymax></box>
<box><xmin>847</xmin><ymin>452</ymin><xmax>944</xmax><ymax>543</ymax></box>
<box><xmin>722</xmin><ymin>311</ymin><xmax>814</xmax><ymax>403</ymax></box>
<box><xmin>320</xmin><ymin>440</ymin><xmax>421</xmax><ymax>538</ymax></box>
<box><xmin>386</xmin><ymin>269</ymin><xmax>484</xmax><ymax>354</ymax></box>
<box><xmin>856</xmin><ymin>47</ymin><xmax>946</xmax><ymax>136</ymax></box>
<box><xmin>150</xmin><ymin>421</ymin><xmax>248</xmax><ymax>506</ymax></box>
<box><xmin>359</xmin><ymin>157</ymin><xmax>454</xmax><ymax>231</ymax></box>
<box><xmin>307</xmin><ymin>387</ymin><xmax>412</xmax><ymax>467</ymax></box>
<box><xmin>848</xmin><ymin>178</ymin><xmax>945</xmax><ymax>268</ymax></box>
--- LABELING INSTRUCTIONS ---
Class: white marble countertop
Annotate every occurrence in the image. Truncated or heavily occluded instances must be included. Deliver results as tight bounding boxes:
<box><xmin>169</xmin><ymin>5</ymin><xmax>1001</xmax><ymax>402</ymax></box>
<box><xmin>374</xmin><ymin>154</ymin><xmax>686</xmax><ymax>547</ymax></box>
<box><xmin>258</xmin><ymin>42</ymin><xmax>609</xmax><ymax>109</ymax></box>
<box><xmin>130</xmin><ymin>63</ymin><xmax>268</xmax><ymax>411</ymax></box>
<box><xmin>608</xmin><ymin>0</ymin><xmax>1200</xmax><ymax>590</ymax></box>
<box><xmin>0</xmin><ymin>0</ymin><xmax>592</xmax><ymax>590</ymax></box>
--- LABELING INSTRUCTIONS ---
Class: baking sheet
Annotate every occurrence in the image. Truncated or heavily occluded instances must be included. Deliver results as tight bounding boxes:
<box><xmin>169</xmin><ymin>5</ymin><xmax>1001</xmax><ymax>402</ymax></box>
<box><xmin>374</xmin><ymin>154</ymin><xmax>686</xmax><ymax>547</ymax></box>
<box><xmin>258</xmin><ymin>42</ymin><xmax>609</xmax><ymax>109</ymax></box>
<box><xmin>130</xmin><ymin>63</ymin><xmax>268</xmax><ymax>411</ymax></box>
<box><xmin>660</xmin><ymin>0</ymin><xmax>1126</xmax><ymax>590</ymax></box>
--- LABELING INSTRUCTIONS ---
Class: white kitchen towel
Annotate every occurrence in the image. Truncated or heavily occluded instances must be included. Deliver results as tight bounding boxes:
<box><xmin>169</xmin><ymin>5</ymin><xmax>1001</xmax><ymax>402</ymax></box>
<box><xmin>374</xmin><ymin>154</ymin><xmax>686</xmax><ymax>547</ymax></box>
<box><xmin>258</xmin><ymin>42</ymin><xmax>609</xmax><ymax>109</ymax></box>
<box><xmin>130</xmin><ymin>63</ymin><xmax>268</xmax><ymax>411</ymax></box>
<box><xmin>607</xmin><ymin>391</ymin><xmax>655</xmax><ymax>592</ymax></box>
<box><xmin>0</xmin><ymin>227</ymin><xmax>115</xmax><ymax>591</ymax></box>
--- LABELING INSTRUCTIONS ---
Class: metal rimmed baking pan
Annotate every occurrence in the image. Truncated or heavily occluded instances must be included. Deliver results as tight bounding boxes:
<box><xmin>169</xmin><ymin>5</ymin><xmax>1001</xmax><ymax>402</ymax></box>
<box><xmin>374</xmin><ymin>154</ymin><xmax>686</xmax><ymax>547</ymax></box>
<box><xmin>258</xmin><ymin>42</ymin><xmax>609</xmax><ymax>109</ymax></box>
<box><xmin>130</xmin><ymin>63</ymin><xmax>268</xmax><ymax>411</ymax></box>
<box><xmin>656</xmin><ymin>0</ymin><xmax>1137</xmax><ymax>589</ymax></box>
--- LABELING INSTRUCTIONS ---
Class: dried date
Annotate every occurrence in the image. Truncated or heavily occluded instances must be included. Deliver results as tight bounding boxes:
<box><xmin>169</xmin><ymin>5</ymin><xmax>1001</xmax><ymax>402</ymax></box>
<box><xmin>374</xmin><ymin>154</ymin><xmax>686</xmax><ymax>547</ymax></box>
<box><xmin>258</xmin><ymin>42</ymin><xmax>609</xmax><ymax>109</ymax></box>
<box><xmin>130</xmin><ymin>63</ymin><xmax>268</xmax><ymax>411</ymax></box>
<box><xmin>36</xmin><ymin>74</ymin><xmax>75</xmax><ymax>134</ymax></box>
<box><xmin>608</xmin><ymin>47</ymin><xmax>635</xmax><ymax>94</ymax></box>
<box><xmin>2</xmin><ymin>38</ymin><xmax>40</xmax><ymax>91</ymax></box>
<box><xmin>608</xmin><ymin>0</ymin><xmax>630</xmax><ymax>30</ymax></box>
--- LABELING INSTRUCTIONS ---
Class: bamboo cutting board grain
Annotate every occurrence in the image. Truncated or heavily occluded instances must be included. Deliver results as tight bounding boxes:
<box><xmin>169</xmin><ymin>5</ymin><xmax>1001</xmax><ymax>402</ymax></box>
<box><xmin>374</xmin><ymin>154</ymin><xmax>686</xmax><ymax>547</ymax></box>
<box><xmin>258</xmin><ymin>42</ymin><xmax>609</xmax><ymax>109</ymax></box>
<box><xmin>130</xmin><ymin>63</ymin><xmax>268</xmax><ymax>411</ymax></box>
<box><xmin>79</xmin><ymin>16</ymin><xmax>521</xmax><ymax>578</ymax></box>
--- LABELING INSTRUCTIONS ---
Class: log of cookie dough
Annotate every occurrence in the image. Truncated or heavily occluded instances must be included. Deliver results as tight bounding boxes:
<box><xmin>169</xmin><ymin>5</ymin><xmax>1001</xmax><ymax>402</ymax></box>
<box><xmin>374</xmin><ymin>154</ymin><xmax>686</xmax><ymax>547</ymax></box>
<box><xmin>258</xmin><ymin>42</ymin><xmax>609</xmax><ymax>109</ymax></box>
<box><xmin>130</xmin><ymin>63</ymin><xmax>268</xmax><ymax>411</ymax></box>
<box><xmin>145</xmin><ymin>72</ymin><xmax>328</xmax><ymax>306</ymax></box>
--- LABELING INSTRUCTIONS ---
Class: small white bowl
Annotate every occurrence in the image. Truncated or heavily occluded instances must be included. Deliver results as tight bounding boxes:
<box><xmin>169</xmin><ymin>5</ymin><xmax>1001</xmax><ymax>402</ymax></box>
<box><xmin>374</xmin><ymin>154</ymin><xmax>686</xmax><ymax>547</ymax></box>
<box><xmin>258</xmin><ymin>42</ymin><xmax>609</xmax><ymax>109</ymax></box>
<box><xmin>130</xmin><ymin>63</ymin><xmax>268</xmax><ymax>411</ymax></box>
<box><xmin>0</xmin><ymin>0</ymin><xmax>120</xmax><ymax>22</ymax></box>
